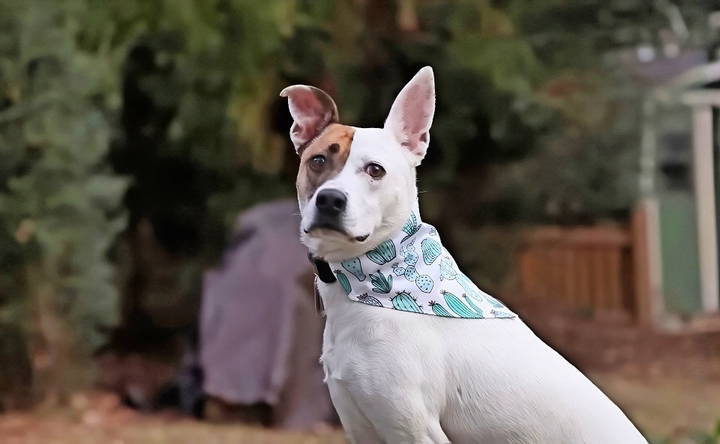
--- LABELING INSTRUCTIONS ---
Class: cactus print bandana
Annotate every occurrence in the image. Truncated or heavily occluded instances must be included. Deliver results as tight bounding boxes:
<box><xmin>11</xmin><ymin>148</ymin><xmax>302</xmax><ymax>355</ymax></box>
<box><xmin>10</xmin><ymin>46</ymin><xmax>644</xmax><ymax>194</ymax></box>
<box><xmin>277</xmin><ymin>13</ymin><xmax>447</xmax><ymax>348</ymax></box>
<box><xmin>328</xmin><ymin>211</ymin><xmax>517</xmax><ymax>319</ymax></box>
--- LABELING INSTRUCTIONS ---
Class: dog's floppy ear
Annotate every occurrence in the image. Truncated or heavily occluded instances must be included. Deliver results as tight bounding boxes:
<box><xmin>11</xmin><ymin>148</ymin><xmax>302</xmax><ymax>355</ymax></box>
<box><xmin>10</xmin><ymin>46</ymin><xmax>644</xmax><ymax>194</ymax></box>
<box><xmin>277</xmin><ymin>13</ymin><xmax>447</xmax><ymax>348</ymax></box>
<box><xmin>280</xmin><ymin>85</ymin><xmax>339</xmax><ymax>154</ymax></box>
<box><xmin>384</xmin><ymin>66</ymin><xmax>435</xmax><ymax>164</ymax></box>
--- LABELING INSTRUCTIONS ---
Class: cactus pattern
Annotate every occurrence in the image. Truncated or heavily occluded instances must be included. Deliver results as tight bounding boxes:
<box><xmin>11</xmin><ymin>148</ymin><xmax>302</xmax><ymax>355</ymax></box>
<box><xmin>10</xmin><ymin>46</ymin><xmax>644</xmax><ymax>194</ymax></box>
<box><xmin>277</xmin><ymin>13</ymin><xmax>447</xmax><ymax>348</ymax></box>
<box><xmin>335</xmin><ymin>270</ymin><xmax>352</xmax><ymax>296</ymax></box>
<box><xmin>415</xmin><ymin>274</ymin><xmax>434</xmax><ymax>293</ymax></box>
<box><xmin>392</xmin><ymin>241</ymin><xmax>435</xmax><ymax>293</ymax></box>
<box><xmin>443</xmin><ymin>291</ymin><xmax>481</xmax><ymax>318</ymax></box>
<box><xmin>366</xmin><ymin>240</ymin><xmax>397</xmax><ymax>265</ymax></box>
<box><xmin>400</xmin><ymin>240</ymin><xmax>419</xmax><ymax>265</ymax></box>
<box><xmin>391</xmin><ymin>291</ymin><xmax>422</xmax><ymax>313</ymax></box>
<box><xmin>369</xmin><ymin>270</ymin><xmax>393</xmax><ymax>294</ymax></box>
<box><xmin>403</xmin><ymin>264</ymin><xmax>420</xmax><ymax>281</ymax></box>
<box><xmin>460</xmin><ymin>279</ymin><xmax>512</xmax><ymax>314</ymax></box>
<box><xmin>457</xmin><ymin>272</ymin><xmax>483</xmax><ymax>299</ymax></box>
<box><xmin>492</xmin><ymin>308</ymin><xmax>515</xmax><ymax>318</ymax></box>
<box><xmin>341</xmin><ymin>257</ymin><xmax>366</xmax><ymax>281</ymax></box>
<box><xmin>358</xmin><ymin>293</ymin><xmax>383</xmax><ymax>307</ymax></box>
<box><xmin>401</xmin><ymin>212</ymin><xmax>421</xmax><ymax>242</ymax></box>
<box><xmin>328</xmin><ymin>210</ymin><xmax>515</xmax><ymax>320</ymax></box>
<box><xmin>486</xmin><ymin>294</ymin><xmax>508</xmax><ymax>309</ymax></box>
<box><xmin>429</xmin><ymin>301</ymin><xmax>452</xmax><ymax>317</ymax></box>
<box><xmin>421</xmin><ymin>238</ymin><xmax>442</xmax><ymax>265</ymax></box>
<box><xmin>439</xmin><ymin>257</ymin><xmax>458</xmax><ymax>281</ymax></box>
<box><xmin>463</xmin><ymin>294</ymin><xmax>485</xmax><ymax>317</ymax></box>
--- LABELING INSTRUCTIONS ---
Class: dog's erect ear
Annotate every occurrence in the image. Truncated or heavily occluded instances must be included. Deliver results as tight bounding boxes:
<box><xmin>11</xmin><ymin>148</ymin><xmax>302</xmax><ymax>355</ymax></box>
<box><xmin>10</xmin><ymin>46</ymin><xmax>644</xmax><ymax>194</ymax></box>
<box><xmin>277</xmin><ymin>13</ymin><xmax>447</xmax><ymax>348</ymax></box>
<box><xmin>280</xmin><ymin>85</ymin><xmax>339</xmax><ymax>153</ymax></box>
<box><xmin>384</xmin><ymin>66</ymin><xmax>435</xmax><ymax>163</ymax></box>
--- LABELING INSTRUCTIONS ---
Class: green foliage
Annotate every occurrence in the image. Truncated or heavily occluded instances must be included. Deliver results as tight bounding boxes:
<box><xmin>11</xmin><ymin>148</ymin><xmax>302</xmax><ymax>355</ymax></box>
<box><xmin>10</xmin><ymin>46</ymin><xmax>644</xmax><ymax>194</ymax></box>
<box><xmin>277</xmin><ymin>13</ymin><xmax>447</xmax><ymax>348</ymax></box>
<box><xmin>696</xmin><ymin>419</ymin><xmax>720</xmax><ymax>444</ymax></box>
<box><xmin>458</xmin><ymin>0</ymin><xmax>718</xmax><ymax>223</ymax></box>
<box><xmin>651</xmin><ymin>418</ymin><xmax>720</xmax><ymax>443</ymax></box>
<box><xmin>0</xmin><ymin>0</ymin><xmax>130</xmax><ymax>394</ymax></box>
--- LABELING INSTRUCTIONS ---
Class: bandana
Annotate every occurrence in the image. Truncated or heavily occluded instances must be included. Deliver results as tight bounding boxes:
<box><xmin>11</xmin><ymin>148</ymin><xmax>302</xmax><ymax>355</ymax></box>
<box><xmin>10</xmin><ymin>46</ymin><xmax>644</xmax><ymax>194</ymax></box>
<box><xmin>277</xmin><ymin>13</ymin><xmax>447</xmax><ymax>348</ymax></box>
<box><xmin>328</xmin><ymin>210</ymin><xmax>517</xmax><ymax>319</ymax></box>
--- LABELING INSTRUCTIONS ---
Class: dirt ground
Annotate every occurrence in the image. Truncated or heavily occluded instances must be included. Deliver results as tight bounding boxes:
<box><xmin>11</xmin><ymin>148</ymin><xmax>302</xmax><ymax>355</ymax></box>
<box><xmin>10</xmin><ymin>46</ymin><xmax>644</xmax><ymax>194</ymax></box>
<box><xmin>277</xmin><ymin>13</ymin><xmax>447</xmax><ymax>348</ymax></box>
<box><xmin>1</xmin><ymin>302</ymin><xmax>719</xmax><ymax>443</ymax></box>
<box><xmin>0</xmin><ymin>373</ymin><xmax>717</xmax><ymax>444</ymax></box>
<box><xmin>592</xmin><ymin>372</ymin><xmax>720</xmax><ymax>442</ymax></box>
<box><xmin>0</xmin><ymin>392</ymin><xmax>346</xmax><ymax>444</ymax></box>
<box><xmin>517</xmin><ymin>299</ymin><xmax>720</xmax><ymax>442</ymax></box>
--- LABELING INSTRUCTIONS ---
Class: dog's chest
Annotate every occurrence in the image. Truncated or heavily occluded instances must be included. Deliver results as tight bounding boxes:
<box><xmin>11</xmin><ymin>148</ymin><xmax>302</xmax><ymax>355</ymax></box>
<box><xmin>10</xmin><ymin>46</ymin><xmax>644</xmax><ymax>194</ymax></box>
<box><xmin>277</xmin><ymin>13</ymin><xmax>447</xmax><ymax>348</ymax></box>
<box><xmin>317</xmin><ymin>283</ymin><xmax>647</xmax><ymax>443</ymax></box>
<box><xmin>318</xmin><ymin>281</ymin><xmax>525</xmax><ymax>385</ymax></box>
<box><xmin>318</xmin><ymin>284</ymin><xmax>400</xmax><ymax>381</ymax></box>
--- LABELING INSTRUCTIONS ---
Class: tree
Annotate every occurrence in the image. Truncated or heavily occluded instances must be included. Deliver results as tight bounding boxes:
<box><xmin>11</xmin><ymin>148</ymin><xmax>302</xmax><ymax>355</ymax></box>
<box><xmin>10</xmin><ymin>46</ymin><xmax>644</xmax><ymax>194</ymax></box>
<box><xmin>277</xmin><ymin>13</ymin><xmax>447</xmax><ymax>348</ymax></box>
<box><xmin>0</xmin><ymin>0</ymin><xmax>130</xmax><ymax>402</ymax></box>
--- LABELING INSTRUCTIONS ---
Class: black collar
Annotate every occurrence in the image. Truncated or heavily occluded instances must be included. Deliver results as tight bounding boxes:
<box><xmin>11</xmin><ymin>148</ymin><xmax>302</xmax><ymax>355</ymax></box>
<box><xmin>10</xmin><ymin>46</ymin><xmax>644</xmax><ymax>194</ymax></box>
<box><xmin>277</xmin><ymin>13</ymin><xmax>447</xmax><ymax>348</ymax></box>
<box><xmin>308</xmin><ymin>253</ymin><xmax>337</xmax><ymax>284</ymax></box>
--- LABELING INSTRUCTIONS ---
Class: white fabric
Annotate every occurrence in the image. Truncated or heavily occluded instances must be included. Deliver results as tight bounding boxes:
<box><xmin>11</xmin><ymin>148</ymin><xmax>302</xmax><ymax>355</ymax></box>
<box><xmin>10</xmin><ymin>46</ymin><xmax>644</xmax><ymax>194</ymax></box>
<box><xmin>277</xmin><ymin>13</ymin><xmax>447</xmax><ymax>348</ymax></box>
<box><xmin>328</xmin><ymin>210</ymin><xmax>516</xmax><ymax>319</ymax></box>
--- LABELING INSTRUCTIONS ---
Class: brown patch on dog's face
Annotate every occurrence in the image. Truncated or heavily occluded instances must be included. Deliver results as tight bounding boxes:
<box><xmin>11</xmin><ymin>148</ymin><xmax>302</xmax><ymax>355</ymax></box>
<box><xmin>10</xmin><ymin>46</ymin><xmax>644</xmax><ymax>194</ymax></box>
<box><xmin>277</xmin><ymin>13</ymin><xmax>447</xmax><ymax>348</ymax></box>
<box><xmin>296</xmin><ymin>123</ymin><xmax>355</xmax><ymax>202</ymax></box>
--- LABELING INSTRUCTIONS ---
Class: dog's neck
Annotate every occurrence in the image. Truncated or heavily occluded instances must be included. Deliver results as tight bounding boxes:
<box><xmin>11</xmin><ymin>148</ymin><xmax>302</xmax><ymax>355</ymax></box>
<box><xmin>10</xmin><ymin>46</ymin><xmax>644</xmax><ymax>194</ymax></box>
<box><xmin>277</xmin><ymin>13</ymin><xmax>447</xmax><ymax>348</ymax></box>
<box><xmin>315</xmin><ymin>207</ymin><xmax>517</xmax><ymax>319</ymax></box>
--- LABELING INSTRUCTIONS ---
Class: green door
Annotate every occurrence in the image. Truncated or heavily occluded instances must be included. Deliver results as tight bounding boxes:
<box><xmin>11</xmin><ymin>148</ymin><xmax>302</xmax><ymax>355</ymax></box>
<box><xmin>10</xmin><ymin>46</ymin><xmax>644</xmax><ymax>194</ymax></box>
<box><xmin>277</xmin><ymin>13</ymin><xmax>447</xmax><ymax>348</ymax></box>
<box><xmin>658</xmin><ymin>193</ymin><xmax>702</xmax><ymax>314</ymax></box>
<box><xmin>656</xmin><ymin>107</ymin><xmax>703</xmax><ymax>314</ymax></box>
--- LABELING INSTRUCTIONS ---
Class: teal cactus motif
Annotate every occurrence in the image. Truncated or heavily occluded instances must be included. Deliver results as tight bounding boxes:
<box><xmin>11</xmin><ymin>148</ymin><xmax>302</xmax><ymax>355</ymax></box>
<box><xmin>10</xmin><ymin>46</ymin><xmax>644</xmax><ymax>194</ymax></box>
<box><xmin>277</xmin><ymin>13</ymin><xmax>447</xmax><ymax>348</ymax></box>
<box><xmin>366</xmin><ymin>240</ymin><xmax>397</xmax><ymax>265</ymax></box>
<box><xmin>429</xmin><ymin>301</ymin><xmax>452</xmax><ymax>317</ymax></box>
<box><xmin>391</xmin><ymin>291</ymin><xmax>422</xmax><ymax>313</ymax></box>
<box><xmin>401</xmin><ymin>212</ymin><xmax>421</xmax><ymax>242</ymax></box>
<box><xmin>415</xmin><ymin>274</ymin><xmax>433</xmax><ymax>293</ymax></box>
<box><xmin>486</xmin><ymin>294</ymin><xmax>508</xmax><ymax>309</ymax></box>
<box><xmin>369</xmin><ymin>270</ymin><xmax>393</xmax><ymax>294</ymax></box>
<box><xmin>335</xmin><ymin>270</ymin><xmax>352</xmax><ymax>296</ymax></box>
<box><xmin>404</xmin><ymin>264</ymin><xmax>420</xmax><ymax>281</ymax></box>
<box><xmin>492</xmin><ymin>309</ymin><xmax>515</xmax><ymax>318</ymax></box>
<box><xmin>400</xmin><ymin>240</ymin><xmax>419</xmax><ymax>265</ymax></box>
<box><xmin>358</xmin><ymin>293</ymin><xmax>383</xmax><ymax>307</ymax></box>
<box><xmin>421</xmin><ymin>238</ymin><xmax>441</xmax><ymax>265</ymax></box>
<box><xmin>436</xmin><ymin>257</ymin><xmax>510</xmax><ymax>315</ymax></box>
<box><xmin>457</xmin><ymin>272</ymin><xmax>483</xmax><ymax>299</ymax></box>
<box><xmin>462</xmin><ymin>294</ymin><xmax>485</xmax><ymax>317</ymax></box>
<box><xmin>342</xmin><ymin>257</ymin><xmax>366</xmax><ymax>281</ymax></box>
<box><xmin>439</xmin><ymin>257</ymin><xmax>458</xmax><ymax>281</ymax></box>
<box><xmin>443</xmin><ymin>291</ymin><xmax>481</xmax><ymax>318</ymax></box>
<box><xmin>392</xmin><ymin>241</ymin><xmax>434</xmax><ymax>293</ymax></box>
<box><xmin>392</xmin><ymin>263</ymin><xmax>404</xmax><ymax>276</ymax></box>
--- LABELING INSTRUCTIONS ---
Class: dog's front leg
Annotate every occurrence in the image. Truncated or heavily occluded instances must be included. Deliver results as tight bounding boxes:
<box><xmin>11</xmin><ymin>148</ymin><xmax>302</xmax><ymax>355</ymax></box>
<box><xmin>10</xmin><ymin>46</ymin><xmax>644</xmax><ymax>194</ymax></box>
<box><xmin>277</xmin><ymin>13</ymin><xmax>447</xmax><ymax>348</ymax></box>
<box><xmin>332</xmin><ymin>379</ymin><xmax>450</xmax><ymax>444</ymax></box>
<box><xmin>327</xmin><ymin>380</ymin><xmax>384</xmax><ymax>444</ymax></box>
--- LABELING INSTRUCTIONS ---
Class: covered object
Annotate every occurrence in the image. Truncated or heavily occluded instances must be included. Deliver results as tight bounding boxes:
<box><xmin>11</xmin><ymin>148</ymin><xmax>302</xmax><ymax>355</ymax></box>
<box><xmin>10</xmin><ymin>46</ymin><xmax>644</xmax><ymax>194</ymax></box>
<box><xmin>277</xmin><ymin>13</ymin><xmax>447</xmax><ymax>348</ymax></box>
<box><xmin>200</xmin><ymin>199</ymin><xmax>333</xmax><ymax>428</ymax></box>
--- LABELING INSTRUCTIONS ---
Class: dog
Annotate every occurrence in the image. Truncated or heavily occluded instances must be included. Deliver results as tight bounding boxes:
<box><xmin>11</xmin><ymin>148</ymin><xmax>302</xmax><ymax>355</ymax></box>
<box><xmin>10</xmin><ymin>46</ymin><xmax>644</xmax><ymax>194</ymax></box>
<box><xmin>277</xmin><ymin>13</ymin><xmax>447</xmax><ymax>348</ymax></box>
<box><xmin>281</xmin><ymin>67</ymin><xmax>647</xmax><ymax>444</ymax></box>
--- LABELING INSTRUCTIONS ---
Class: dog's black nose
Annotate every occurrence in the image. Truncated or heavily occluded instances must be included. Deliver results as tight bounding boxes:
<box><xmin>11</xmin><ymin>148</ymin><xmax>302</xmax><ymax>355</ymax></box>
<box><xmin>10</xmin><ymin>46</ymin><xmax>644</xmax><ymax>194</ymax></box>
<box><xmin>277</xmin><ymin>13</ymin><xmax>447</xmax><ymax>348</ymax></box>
<box><xmin>315</xmin><ymin>189</ymin><xmax>347</xmax><ymax>215</ymax></box>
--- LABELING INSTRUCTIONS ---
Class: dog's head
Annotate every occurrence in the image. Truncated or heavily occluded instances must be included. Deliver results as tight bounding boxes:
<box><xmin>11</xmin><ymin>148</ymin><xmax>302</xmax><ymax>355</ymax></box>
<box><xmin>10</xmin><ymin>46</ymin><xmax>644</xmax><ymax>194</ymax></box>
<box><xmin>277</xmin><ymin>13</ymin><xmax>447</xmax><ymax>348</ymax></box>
<box><xmin>281</xmin><ymin>67</ymin><xmax>435</xmax><ymax>261</ymax></box>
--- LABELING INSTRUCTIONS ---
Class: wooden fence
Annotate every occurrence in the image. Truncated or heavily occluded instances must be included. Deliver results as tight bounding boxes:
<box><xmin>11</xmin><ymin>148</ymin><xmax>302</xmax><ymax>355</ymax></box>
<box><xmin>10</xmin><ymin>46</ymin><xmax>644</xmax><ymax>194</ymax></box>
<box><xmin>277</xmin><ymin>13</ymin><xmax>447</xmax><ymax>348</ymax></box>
<box><xmin>517</xmin><ymin>225</ymin><xmax>637</xmax><ymax>319</ymax></box>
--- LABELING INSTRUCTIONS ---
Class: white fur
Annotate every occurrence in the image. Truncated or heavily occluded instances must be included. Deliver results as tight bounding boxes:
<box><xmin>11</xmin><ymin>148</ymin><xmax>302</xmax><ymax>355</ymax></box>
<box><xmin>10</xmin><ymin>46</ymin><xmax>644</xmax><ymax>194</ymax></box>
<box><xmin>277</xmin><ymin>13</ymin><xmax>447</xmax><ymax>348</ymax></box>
<box><xmin>319</xmin><ymin>283</ymin><xmax>647</xmax><ymax>443</ymax></box>
<box><xmin>300</xmin><ymin>128</ymin><xmax>416</xmax><ymax>261</ymax></box>
<box><xmin>286</xmin><ymin>67</ymin><xmax>647</xmax><ymax>443</ymax></box>
<box><xmin>384</xmin><ymin>66</ymin><xmax>435</xmax><ymax>162</ymax></box>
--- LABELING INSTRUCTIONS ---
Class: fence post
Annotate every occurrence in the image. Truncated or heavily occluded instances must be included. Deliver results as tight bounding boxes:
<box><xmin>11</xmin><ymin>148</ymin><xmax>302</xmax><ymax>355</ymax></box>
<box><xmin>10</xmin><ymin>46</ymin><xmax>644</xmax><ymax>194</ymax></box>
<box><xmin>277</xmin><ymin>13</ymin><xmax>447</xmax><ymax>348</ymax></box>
<box><xmin>632</xmin><ymin>200</ymin><xmax>659</xmax><ymax>326</ymax></box>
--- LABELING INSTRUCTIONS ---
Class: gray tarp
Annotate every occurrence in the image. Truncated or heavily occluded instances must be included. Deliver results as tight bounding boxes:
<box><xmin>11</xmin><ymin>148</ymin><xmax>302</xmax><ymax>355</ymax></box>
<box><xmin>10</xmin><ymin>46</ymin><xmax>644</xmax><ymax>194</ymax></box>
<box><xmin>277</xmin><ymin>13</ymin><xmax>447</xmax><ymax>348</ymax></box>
<box><xmin>200</xmin><ymin>199</ymin><xmax>333</xmax><ymax>428</ymax></box>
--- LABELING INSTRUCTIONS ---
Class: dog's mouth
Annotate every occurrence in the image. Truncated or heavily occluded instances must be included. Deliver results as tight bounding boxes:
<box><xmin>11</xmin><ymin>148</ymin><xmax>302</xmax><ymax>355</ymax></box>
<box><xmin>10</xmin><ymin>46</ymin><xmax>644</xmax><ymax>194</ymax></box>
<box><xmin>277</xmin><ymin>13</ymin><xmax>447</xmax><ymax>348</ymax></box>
<box><xmin>304</xmin><ymin>223</ymin><xmax>370</xmax><ymax>242</ymax></box>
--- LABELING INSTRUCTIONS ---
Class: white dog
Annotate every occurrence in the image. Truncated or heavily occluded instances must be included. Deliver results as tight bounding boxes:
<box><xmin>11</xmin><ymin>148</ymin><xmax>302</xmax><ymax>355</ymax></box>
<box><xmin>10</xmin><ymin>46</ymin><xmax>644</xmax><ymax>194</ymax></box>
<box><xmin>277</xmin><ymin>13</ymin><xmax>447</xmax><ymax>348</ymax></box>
<box><xmin>281</xmin><ymin>67</ymin><xmax>647</xmax><ymax>444</ymax></box>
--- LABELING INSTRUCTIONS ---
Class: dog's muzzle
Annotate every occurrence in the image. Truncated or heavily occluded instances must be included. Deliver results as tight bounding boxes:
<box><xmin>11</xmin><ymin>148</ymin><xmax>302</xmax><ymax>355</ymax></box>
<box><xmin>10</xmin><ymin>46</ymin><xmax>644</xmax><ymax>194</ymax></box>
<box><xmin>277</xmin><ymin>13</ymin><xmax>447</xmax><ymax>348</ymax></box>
<box><xmin>307</xmin><ymin>188</ymin><xmax>347</xmax><ymax>234</ymax></box>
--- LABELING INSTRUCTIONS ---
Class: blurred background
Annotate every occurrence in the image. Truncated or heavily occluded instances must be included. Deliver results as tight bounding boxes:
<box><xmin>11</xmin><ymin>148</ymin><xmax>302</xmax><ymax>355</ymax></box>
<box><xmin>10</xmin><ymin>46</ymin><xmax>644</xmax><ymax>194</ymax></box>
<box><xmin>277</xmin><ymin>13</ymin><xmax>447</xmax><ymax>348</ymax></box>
<box><xmin>1</xmin><ymin>0</ymin><xmax>720</xmax><ymax>443</ymax></box>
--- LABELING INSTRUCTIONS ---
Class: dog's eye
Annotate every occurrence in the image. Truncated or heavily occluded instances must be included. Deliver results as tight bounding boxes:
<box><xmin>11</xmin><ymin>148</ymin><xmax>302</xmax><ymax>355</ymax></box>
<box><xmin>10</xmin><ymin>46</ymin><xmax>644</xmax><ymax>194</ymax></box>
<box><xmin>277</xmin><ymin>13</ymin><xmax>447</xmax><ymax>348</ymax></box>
<box><xmin>364</xmin><ymin>163</ymin><xmax>386</xmax><ymax>179</ymax></box>
<box><xmin>309</xmin><ymin>155</ymin><xmax>327</xmax><ymax>172</ymax></box>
